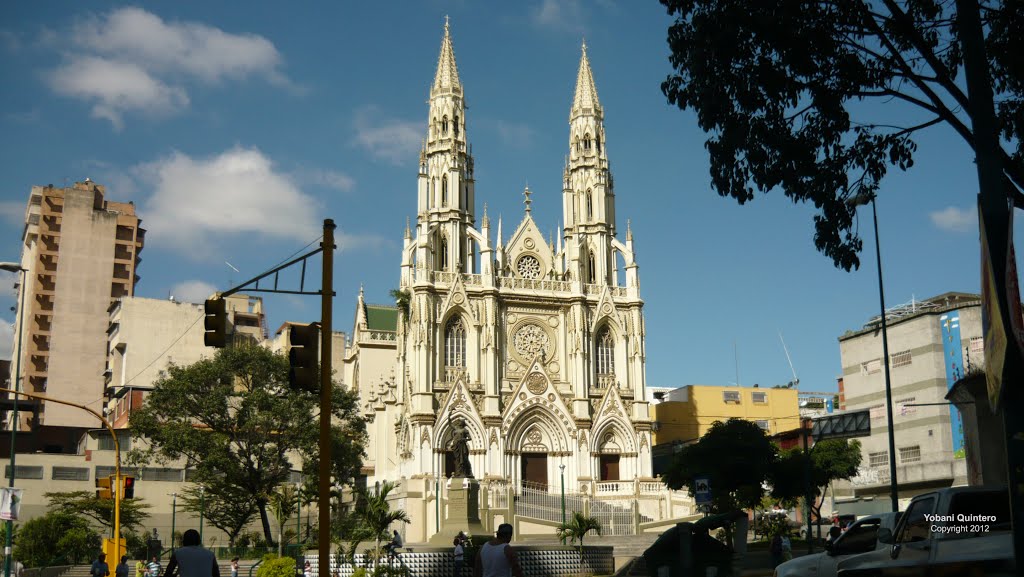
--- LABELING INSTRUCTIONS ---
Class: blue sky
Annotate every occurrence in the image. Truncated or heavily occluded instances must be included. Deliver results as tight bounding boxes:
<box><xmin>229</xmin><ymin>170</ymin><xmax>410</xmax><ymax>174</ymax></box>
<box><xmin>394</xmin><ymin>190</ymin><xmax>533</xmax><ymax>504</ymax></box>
<box><xmin>0</xmin><ymin>2</ymin><xmax>995</xmax><ymax>395</ymax></box>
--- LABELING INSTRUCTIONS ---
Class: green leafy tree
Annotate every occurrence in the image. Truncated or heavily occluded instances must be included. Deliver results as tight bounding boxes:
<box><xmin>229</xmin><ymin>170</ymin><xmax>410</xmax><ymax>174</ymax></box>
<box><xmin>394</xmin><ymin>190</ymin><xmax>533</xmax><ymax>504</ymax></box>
<box><xmin>555</xmin><ymin>512</ymin><xmax>602</xmax><ymax>566</ymax></box>
<box><xmin>255</xmin><ymin>555</ymin><xmax>295</xmax><ymax>577</ymax></box>
<box><xmin>770</xmin><ymin>439</ymin><xmax>863</xmax><ymax>534</ymax></box>
<box><xmin>659</xmin><ymin>0</ymin><xmax>1024</xmax><ymax>271</ymax></box>
<box><xmin>128</xmin><ymin>344</ymin><xmax>367</xmax><ymax>545</ymax></box>
<box><xmin>13</xmin><ymin>510</ymin><xmax>101</xmax><ymax>567</ymax></box>
<box><xmin>662</xmin><ymin>418</ymin><xmax>778</xmax><ymax>513</ymax></box>
<box><xmin>178</xmin><ymin>484</ymin><xmax>258</xmax><ymax>547</ymax></box>
<box><xmin>43</xmin><ymin>491</ymin><xmax>151</xmax><ymax>533</ymax></box>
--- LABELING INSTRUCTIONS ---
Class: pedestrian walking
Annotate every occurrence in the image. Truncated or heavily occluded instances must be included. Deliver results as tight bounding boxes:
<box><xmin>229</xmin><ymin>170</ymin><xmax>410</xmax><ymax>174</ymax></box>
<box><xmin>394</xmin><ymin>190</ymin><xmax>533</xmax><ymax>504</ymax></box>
<box><xmin>781</xmin><ymin>533</ymin><xmax>793</xmax><ymax>562</ymax></box>
<box><xmin>164</xmin><ymin>529</ymin><xmax>219</xmax><ymax>577</ymax></box>
<box><xmin>769</xmin><ymin>532</ymin><xmax>784</xmax><ymax>569</ymax></box>
<box><xmin>302</xmin><ymin>561</ymin><xmax>311</xmax><ymax>577</ymax></box>
<box><xmin>116</xmin><ymin>556</ymin><xmax>130</xmax><ymax>577</ymax></box>
<box><xmin>453</xmin><ymin>535</ymin><xmax>465</xmax><ymax>577</ymax></box>
<box><xmin>147</xmin><ymin>556</ymin><xmax>162</xmax><ymax>577</ymax></box>
<box><xmin>91</xmin><ymin>553</ymin><xmax>111</xmax><ymax>577</ymax></box>
<box><xmin>473</xmin><ymin>523</ymin><xmax>523</xmax><ymax>577</ymax></box>
<box><xmin>230</xmin><ymin>558</ymin><xmax>239</xmax><ymax>577</ymax></box>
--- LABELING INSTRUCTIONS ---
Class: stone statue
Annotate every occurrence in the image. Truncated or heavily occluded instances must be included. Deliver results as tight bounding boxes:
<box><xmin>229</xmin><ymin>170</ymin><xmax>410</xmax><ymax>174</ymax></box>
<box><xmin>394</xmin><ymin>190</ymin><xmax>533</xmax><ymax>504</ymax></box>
<box><xmin>450</xmin><ymin>418</ymin><xmax>473</xmax><ymax>478</ymax></box>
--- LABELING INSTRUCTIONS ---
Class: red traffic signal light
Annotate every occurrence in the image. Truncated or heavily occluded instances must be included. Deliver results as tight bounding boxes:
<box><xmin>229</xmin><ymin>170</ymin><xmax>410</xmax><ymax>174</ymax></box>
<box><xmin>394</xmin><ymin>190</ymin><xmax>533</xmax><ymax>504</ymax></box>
<box><xmin>123</xmin><ymin>475</ymin><xmax>136</xmax><ymax>499</ymax></box>
<box><xmin>204</xmin><ymin>298</ymin><xmax>228</xmax><ymax>348</ymax></box>
<box><xmin>288</xmin><ymin>323</ymin><xmax>319</xmax><ymax>392</ymax></box>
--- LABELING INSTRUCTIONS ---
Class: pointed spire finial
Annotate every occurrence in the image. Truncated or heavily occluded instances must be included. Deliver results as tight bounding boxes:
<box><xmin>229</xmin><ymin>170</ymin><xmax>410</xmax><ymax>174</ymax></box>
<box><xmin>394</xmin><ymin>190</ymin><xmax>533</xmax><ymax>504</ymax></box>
<box><xmin>359</xmin><ymin>284</ymin><xmax>365</xmax><ymax>300</ymax></box>
<box><xmin>405</xmin><ymin>217</ymin><xmax>412</xmax><ymax>239</ymax></box>
<box><xmin>482</xmin><ymin>203</ymin><xmax>490</xmax><ymax>229</ymax></box>
<box><xmin>627</xmin><ymin>219</ymin><xmax>633</xmax><ymax>241</ymax></box>
<box><xmin>433</xmin><ymin>18</ymin><xmax>462</xmax><ymax>93</ymax></box>
<box><xmin>524</xmin><ymin>185</ymin><xmax>532</xmax><ymax>214</ymax></box>
<box><xmin>571</xmin><ymin>40</ymin><xmax>602</xmax><ymax>115</ymax></box>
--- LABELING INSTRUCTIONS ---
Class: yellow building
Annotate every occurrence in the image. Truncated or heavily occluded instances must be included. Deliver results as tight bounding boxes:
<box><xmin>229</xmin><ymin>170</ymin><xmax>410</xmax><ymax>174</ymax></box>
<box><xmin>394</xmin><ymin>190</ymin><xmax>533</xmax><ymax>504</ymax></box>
<box><xmin>651</xmin><ymin>385</ymin><xmax>800</xmax><ymax>446</ymax></box>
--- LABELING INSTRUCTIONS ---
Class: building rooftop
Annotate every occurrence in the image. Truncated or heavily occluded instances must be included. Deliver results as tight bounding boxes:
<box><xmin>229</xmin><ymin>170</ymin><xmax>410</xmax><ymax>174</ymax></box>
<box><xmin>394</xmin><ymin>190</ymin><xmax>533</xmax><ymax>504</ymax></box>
<box><xmin>365</xmin><ymin>304</ymin><xmax>398</xmax><ymax>332</ymax></box>
<box><xmin>838</xmin><ymin>291</ymin><xmax>981</xmax><ymax>342</ymax></box>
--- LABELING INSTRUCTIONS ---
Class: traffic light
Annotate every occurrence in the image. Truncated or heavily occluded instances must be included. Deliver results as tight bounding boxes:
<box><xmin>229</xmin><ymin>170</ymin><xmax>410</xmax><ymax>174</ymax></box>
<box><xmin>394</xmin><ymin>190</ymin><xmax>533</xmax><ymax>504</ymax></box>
<box><xmin>95</xmin><ymin>475</ymin><xmax>112</xmax><ymax>499</ymax></box>
<box><xmin>122</xmin><ymin>475</ymin><xmax>136</xmax><ymax>499</ymax></box>
<box><xmin>288</xmin><ymin>323</ymin><xmax>320</xmax><ymax>392</ymax></box>
<box><xmin>204</xmin><ymin>298</ymin><xmax>228</xmax><ymax>348</ymax></box>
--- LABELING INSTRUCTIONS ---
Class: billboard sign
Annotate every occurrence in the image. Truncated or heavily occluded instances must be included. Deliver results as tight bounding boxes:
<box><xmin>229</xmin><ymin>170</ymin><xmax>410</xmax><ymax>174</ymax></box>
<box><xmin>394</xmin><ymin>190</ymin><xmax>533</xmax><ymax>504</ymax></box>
<box><xmin>694</xmin><ymin>476</ymin><xmax>711</xmax><ymax>505</ymax></box>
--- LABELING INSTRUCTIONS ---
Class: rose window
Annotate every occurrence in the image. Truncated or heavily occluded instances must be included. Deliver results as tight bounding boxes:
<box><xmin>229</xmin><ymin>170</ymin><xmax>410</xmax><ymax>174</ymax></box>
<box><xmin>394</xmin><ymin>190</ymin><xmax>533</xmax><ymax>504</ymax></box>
<box><xmin>513</xmin><ymin>323</ymin><xmax>551</xmax><ymax>360</ymax></box>
<box><xmin>517</xmin><ymin>255</ymin><xmax>542</xmax><ymax>279</ymax></box>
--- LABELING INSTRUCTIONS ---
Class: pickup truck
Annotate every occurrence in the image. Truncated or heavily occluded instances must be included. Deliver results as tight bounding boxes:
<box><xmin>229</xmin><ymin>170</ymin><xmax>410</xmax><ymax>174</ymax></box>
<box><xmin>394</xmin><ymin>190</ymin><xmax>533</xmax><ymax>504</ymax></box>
<box><xmin>774</xmin><ymin>512</ymin><xmax>901</xmax><ymax>577</ymax></box>
<box><xmin>836</xmin><ymin>486</ymin><xmax>1014</xmax><ymax>576</ymax></box>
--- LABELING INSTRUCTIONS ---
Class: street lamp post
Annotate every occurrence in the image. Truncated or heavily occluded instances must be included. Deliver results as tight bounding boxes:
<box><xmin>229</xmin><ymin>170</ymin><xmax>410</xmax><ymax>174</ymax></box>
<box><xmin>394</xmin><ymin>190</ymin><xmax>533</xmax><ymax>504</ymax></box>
<box><xmin>170</xmin><ymin>493</ymin><xmax>177</xmax><ymax>552</ymax></box>
<box><xmin>295</xmin><ymin>483</ymin><xmax>301</xmax><ymax>549</ymax></box>
<box><xmin>199</xmin><ymin>486</ymin><xmax>205</xmax><ymax>546</ymax></box>
<box><xmin>848</xmin><ymin>193</ymin><xmax>900</xmax><ymax>513</ymax></box>
<box><xmin>2</xmin><ymin>262</ymin><xmax>26</xmax><ymax>577</ymax></box>
<box><xmin>559</xmin><ymin>464</ymin><xmax>566</xmax><ymax>527</ymax></box>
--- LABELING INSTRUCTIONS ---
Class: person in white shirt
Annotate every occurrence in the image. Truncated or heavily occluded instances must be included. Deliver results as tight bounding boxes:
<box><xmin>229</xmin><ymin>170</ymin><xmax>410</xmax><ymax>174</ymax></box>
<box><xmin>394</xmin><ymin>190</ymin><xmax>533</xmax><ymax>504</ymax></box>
<box><xmin>474</xmin><ymin>524</ymin><xmax>523</xmax><ymax>577</ymax></box>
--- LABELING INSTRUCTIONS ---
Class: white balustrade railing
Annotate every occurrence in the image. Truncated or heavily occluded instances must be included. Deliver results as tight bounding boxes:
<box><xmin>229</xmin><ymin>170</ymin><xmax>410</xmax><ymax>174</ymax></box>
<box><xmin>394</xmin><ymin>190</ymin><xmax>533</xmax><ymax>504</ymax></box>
<box><xmin>497</xmin><ymin>277</ymin><xmax>572</xmax><ymax>292</ymax></box>
<box><xmin>364</xmin><ymin>330</ymin><xmax>397</xmax><ymax>343</ymax></box>
<box><xmin>639</xmin><ymin>482</ymin><xmax>664</xmax><ymax>494</ymax></box>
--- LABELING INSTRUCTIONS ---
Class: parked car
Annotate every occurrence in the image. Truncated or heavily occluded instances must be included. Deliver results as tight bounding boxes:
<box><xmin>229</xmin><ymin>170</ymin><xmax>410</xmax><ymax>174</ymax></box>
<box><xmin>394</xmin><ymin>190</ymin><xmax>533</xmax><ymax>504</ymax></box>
<box><xmin>837</xmin><ymin>486</ymin><xmax>1014</xmax><ymax>576</ymax></box>
<box><xmin>774</xmin><ymin>512</ymin><xmax>901</xmax><ymax>577</ymax></box>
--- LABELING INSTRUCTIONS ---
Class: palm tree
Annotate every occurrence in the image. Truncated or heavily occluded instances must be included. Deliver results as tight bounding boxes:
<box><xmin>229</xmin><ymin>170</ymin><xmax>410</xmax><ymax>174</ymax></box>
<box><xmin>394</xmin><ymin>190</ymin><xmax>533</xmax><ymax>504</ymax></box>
<box><xmin>556</xmin><ymin>511</ymin><xmax>602</xmax><ymax>567</ymax></box>
<box><xmin>357</xmin><ymin>481</ymin><xmax>411</xmax><ymax>571</ymax></box>
<box><xmin>268</xmin><ymin>484</ymin><xmax>298</xmax><ymax>556</ymax></box>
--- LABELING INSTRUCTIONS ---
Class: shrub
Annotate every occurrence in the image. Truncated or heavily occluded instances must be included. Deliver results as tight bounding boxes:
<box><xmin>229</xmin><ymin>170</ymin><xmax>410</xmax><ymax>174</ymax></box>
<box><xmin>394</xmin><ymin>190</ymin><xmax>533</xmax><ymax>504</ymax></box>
<box><xmin>255</xmin><ymin>555</ymin><xmax>296</xmax><ymax>577</ymax></box>
<box><xmin>14</xmin><ymin>511</ymin><xmax>101</xmax><ymax>567</ymax></box>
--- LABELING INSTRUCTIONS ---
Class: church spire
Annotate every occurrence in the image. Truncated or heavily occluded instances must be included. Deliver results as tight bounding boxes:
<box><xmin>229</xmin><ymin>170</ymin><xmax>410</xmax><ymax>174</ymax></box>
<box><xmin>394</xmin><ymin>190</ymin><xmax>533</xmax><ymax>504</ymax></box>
<box><xmin>432</xmin><ymin>16</ymin><xmax>462</xmax><ymax>96</ymax></box>
<box><xmin>571</xmin><ymin>40</ymin><xmax>602</xmax><ymax>119</ymax></box>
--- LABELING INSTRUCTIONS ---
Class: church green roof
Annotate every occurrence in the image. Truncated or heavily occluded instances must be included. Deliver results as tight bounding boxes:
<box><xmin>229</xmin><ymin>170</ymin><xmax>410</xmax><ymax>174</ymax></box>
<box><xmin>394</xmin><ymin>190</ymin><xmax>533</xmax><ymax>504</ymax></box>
<box><xmin>366</xmin><ymin>305</ymin><xmax>398</xmax><ymax>331</ymax></box>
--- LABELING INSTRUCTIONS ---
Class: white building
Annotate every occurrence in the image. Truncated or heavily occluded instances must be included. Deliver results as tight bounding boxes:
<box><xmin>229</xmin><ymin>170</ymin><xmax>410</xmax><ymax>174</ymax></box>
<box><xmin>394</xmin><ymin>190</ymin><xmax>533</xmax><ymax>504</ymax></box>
<box><xmin>343</xmin><ymin>23</ymin><xmax>655</xmax><ymax>540</ymax></box>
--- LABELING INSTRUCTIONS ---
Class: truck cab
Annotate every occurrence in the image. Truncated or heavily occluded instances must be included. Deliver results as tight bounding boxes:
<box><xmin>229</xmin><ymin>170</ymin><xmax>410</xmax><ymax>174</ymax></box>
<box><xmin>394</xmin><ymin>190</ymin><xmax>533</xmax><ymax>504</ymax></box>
<box><xmin>837</xmin><ymin>486</ymin><xmax>1014</xmax><ymax>576</ymax></box>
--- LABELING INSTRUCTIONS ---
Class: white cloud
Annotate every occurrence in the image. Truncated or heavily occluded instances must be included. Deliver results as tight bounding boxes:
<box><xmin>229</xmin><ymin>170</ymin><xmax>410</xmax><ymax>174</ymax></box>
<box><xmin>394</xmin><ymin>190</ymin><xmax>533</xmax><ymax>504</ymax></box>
<box><xmin>353</xmin><ymin>106</ymin><xmax>422</xmax><ymax>165</ymax></box>
<box><xmin>532</xmin><ymin>0</ymin><xmax>585</xmax><ymax>32</ymax></box>
<box><xmin>169</xmin><ymin>280</ymin><xmax>218</xmax><ymax>304</ymax></box>
<box><xmin>495</xmin><ymin>120</ymin><xmax>535</xmax><ymax>148</ymax></box>
<box><xmin>140</xmin><ymin>147</ymin><xmax>322</xmax><ymax>253</ymax></box>
<box><xmin>0</xmin><ymin>320</ymin><xmax>11</xmax><ymax>361</ymax></box>
<box><xmin>296</xmin><ymin>168</ymin><xmax>356</xmax><ymax>193</ymax></box>
<box><xmin>71</xmin><ymin>7</ymin><xmax>289</xmax><ymax>85</ymax></box>
<box><xmin>45</xmin><ymin>7</ymin><xmax>292</xmax><ymax>129</ymax></box>
<box><xmin>47</xmin><ymin>56</ymin><xmax>189</xmax><ymax>130</ymax></box>
<box><xmin>930</xmin><ymin>205</ymin><xmax>977</xmax><ymax>233</ymax></box>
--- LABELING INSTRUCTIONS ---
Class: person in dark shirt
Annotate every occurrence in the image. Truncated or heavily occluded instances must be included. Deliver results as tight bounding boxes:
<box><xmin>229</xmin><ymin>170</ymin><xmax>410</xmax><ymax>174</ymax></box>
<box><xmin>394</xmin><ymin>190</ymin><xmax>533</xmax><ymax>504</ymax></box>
<box><xmin>165</xmin><ymin>530</ymin><xmax>219</xmax><ymax>577</ymax></box>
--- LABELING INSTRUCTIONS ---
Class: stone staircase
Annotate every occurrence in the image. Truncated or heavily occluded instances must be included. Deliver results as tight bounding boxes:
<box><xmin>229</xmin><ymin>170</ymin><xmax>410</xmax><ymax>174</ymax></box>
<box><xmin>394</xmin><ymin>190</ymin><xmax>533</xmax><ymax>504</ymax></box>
<box><xmin>519</xmin><ymin>533</ymin><xmax>660</xmax><ymax>576</ymax></box>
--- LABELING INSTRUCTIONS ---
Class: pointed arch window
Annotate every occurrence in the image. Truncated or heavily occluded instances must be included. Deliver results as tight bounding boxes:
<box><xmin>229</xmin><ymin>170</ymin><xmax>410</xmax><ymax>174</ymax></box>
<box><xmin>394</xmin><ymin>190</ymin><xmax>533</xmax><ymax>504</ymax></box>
<box><xmin>596</xmin><ymin>135</ymin><xmax>601</xmax><ymax>153</ymax></box>
<box><xmin>454</xmin><ymin>115</ymin><xmax>460</xmax><ymax>136</ymax></box>
<box><xmin>584</xmin><ymin>133</ymin><xmax>592</xmax><ymax>150</ymax></box>
<box><xmin>586</xmin><ymin>190</ymin><xmax>594</xmax><ymax>219</ymax></box>
<box><xmin>588</xmin><ymin>253</ymin><xmax>597</xmax><ymax>284</ymax></box>
<box><xmin>597</xmin><ymin>326</ymin><xmax>615</xmax><ymax>384</ymax></box>
<box><xmin>442</xmin><ymin>115</ymin><xmax>449</xmax><ymax>135</ymax></box>
<box><xmin>439</xmin><ymin>236</ymin><xmax>449</xmax><ymax>271</ymax></box>
<box><xmin>445</xmin><ymin>316</ymin><xmax>466</xmax><ymax>369</ymax></box>
<box><xmin>442</xmin><ymin>177</ymin><xmax>449</xmax><ymax>206</ymax></box>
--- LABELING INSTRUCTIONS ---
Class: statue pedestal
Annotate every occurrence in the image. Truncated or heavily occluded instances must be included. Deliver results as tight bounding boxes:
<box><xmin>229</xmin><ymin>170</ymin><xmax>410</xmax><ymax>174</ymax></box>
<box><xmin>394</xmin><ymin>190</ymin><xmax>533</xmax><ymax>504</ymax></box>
<box><xmin>429</xmin><ymin>477</ymin><xmax>488</xmax><ymax>544</ymax></box>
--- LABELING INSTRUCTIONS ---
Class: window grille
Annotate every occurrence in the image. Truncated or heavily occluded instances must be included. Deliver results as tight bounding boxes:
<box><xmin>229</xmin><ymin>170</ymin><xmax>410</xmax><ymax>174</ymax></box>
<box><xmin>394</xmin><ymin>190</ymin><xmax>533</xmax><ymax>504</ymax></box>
<box><xmin>970</xmin><ymin>337</ymin><xmax>984</xmax><ymax>355</ymax></box>
<box><xmin>861</xmin><ymin>359</ymin><xmax>881</xmax><ymax>375</ymax></box>
<box><xmin>4</xmin><ymin>466</ymin><xmax>43</xmax><ymax>480</ymax></box>
<box><xmin>723</xmin><ymin>391</ymin><xmax>741</xmax><ymax>403</ymax></box>
<box><xmin>52</xmin><ymin>466</ymin><xmax>90</xmax><ymax>481</ymax></box>
<box><xmin>755</xmin><ymin>420</ymin><xmax>769</xmax><ymax>431</ymax></box>
<box><xmin>752</xmin><ymin>391</ymin><xmax>767</xmax><ymax>404</ymax></box>
<box><xmin>142</xmin><ymin>468</ymin><xmax>184</xmax><ymax>482</ymax></box>
<box><xmin>897</xmin><ymin>397</ymin><xmax>917</xmax><ymax>416</ymax></box>
<box><xmin>899</xmin><ymin>446</ymin><xmax>922</xmax><ymax>463</ymax></box>
<box><xmin>868</xmin><ymin>451</ymin><xmax>889</xmax><ymax>467</ymax></box>
<box><xmin>891</xmin><ymin>350</ymin><xmax>913</xmax><ymax>368</ymax></box>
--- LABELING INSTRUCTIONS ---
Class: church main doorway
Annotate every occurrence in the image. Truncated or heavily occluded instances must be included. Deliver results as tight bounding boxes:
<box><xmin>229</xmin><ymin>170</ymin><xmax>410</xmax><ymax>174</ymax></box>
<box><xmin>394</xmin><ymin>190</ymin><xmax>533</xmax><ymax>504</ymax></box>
<box><xmin>599</xmin><ymin>454</ymin><xmax>620</xmax><ymax>481</ymax></box>
<box><xmin>521</xmin><ymin>453</ymin><xmax>548</xmax><ymax>489</ymax></box>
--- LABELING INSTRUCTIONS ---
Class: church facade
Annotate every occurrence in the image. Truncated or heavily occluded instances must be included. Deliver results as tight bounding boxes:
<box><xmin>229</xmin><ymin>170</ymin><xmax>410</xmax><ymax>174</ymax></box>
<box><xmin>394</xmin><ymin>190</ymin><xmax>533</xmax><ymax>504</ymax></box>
<box><xmin>344</xmin><ymin>22</ymin><xmax>653</xmax><ymax>538</ymax></box>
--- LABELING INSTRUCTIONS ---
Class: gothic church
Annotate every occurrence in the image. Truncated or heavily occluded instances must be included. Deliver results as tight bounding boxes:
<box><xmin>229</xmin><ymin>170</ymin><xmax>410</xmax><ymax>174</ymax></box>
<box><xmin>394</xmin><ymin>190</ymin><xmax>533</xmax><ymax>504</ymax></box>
<box><xmin>343</xmin><ymin>21</ymin><xmax>652</xmax><ymax>540</ymax></box>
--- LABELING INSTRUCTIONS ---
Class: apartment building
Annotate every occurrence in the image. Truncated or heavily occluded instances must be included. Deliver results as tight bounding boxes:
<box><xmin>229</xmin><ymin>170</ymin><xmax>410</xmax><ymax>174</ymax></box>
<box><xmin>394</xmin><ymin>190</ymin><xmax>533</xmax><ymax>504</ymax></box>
<box><xmin>104</xmin><ymin>294</ymin><xmax>267</xmax><ymax>428</ymax></box>
<box><xmin>837</xmin><ymin>293</ymin><xmax>976</xmax><ymax>500</ymax></box>
<box><xmin>6</xmin><ymin>181</ymin><xmax>143</xmax><ymax>453</ymax></box>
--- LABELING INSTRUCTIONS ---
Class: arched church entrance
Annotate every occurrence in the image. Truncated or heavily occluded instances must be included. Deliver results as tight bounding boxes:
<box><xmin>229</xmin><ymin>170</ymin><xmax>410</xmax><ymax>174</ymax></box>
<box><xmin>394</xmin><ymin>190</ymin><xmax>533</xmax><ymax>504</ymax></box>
<box><xmin>521</xmin><ymin>453</ymin><xmax>548</xmax><ymax>489</ymax></box>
